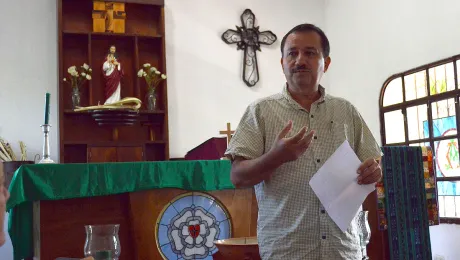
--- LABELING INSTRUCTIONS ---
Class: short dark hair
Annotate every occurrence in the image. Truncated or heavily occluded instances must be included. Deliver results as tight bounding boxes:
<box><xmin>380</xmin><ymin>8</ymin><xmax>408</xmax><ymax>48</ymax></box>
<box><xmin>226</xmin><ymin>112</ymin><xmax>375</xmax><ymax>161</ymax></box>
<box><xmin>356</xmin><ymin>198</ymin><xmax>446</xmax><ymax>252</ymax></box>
<box><xmin>280</xmin><ymin>24</ymin><xmax>330</xmax><ymax>58</ymax></box>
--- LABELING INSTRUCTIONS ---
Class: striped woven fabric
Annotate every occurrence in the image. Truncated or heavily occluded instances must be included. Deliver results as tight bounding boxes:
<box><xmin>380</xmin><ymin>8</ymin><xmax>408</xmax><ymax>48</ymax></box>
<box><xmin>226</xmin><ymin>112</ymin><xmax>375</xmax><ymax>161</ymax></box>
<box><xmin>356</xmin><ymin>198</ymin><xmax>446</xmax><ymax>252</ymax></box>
<box><xmin>378</xmin><ymin>146</ymin><xmax>436</xmax><ymax>260</ymax></box>
<box><xmin>376</xmin><ymin>146</ymin><xmax>440</xmax><ymax>230</ymax></box>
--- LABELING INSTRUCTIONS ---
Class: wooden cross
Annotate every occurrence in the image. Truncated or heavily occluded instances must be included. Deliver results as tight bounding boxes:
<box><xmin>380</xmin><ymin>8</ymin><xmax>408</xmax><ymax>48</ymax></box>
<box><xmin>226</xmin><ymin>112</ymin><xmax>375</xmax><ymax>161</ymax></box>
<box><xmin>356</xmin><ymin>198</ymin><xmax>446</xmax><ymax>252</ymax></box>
<box><xmin>219</xmin><ymin>122</ymin><xmax>235</xmax><ymax>145</ymax></box>
<box><xmin>92</xmin><ymin>1</ymin><xmax>126</xmax><ymax>33</ymax></box>
<box><xmin>221</xmin><ymin>9</ymin><xmax>277</xmax><ymax>87</ymax></box>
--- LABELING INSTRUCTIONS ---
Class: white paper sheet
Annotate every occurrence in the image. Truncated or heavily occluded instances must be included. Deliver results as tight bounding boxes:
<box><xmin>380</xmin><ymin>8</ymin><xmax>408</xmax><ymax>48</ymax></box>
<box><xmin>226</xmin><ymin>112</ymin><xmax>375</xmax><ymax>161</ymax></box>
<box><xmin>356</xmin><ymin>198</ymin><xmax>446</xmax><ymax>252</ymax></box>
<box><xmin>309</xmin><ymin>140</ymin><xmax>375</xmax><ymax>232</ymax></box>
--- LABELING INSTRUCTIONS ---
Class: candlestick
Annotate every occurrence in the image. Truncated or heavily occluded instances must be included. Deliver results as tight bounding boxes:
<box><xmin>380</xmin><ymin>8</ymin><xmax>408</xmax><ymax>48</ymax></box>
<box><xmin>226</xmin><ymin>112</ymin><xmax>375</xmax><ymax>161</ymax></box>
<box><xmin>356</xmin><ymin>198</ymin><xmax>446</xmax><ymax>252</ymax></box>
<box><xmin>44</xmin><ymin>92</ymin><xmax>50</xmax><ymax>125</ymax></box>
<box><xmin>39</xmin><ymin>124</ymin><xmax>55</xmax><ymax>164</ymax></box>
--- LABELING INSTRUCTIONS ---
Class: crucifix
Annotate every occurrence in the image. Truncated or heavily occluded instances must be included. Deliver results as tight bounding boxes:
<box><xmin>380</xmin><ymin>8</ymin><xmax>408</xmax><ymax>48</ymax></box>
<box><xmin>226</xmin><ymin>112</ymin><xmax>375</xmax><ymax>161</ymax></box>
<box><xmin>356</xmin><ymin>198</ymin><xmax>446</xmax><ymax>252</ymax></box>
<box><xmin>219</xmin><ymin>122</ymin><xmax>235</xmax><ymax>145</ymax></box>
<box><xmin>92</xmin><ymin>1</ymin><xmax>126</xmax><ymax>33</ymax></box>
<box><xmin>221</xmin><ymin>9</ymin><xmax>277</xmax><ymax>87</ymax></box>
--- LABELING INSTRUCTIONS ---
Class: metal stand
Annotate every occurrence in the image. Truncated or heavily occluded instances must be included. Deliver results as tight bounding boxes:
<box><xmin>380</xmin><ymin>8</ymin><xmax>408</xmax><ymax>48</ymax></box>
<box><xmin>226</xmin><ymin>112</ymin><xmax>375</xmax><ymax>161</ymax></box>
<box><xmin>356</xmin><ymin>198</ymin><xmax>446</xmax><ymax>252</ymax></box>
<box><xmin>39</xmin><ymin>124</ymin><xmax>55</xmax><ymax>164</ymax></box>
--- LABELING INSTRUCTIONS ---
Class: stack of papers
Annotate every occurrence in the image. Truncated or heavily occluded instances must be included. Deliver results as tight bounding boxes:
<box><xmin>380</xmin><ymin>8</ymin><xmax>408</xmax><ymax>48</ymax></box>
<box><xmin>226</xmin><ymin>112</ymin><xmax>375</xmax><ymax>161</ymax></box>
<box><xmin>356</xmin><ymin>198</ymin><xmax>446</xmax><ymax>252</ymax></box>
<box><xmin>309</xmin><ymin>140</ymin><xmax>375</xmax><ymax>232</ymax></box>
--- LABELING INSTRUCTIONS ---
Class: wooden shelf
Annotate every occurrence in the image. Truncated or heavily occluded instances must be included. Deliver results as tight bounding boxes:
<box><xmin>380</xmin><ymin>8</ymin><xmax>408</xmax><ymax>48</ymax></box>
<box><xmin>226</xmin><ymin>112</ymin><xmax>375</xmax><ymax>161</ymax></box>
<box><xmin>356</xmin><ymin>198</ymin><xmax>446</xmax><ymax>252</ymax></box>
<box><xmin>59</xmin><ymin>0</ymin><xmax>169</xmax><ymax>163</ymax></box>
<box><xmin>64</xmin><ymin>109</ymin><xmax>165</xmax><ymax>115</ymax></box>
<box><xmin>64</xmin><ymin>109</ymin><xmax>90</xmax><ymax>115</ymax></box>
<box><xmin>139</xmin><ymin>110</ymin><xmax>165</xmax><ymax>114</ymax></box>
<box><xmin>63</xmin><ymin>30</ymin><xmax>163</xmax><ymax>39</ymax></box>
<box><xmin>64</xmin><ymin>140</ymin><xmax>166</xmax><ymax>146</ymax></box>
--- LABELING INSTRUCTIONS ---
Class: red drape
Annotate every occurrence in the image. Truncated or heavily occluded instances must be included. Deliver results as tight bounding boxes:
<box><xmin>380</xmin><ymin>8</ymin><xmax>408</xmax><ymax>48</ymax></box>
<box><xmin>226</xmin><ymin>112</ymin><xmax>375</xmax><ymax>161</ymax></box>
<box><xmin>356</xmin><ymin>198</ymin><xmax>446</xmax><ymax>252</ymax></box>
<box><xmin>103</xmin><ymin>63</ymin><xmax>124</xmax><ymax>100</ymax></box>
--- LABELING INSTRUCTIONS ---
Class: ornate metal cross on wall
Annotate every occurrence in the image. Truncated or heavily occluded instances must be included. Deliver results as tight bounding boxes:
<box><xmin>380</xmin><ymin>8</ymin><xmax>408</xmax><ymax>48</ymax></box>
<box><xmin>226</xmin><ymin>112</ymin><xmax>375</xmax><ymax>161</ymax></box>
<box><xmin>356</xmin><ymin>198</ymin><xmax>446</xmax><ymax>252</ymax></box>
<box><xmin>221</xmin><ymin>9</ymin><xmax>277</xmax><ymax>87</ymax></box>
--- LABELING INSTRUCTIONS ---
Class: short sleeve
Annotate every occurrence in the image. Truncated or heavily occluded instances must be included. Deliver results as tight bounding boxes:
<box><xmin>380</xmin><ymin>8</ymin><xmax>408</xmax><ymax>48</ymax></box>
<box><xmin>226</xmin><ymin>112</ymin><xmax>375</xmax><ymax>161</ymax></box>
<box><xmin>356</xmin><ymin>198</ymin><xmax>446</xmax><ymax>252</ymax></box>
<box><xmin>224</xmin><ymin>103</ymin><xmax>265</xmax><ymax>161</ymax></box>
<box><xmin>351</xmin><ymin>106</ymin><xmax>383</xmax><ymax>162</ymax></box>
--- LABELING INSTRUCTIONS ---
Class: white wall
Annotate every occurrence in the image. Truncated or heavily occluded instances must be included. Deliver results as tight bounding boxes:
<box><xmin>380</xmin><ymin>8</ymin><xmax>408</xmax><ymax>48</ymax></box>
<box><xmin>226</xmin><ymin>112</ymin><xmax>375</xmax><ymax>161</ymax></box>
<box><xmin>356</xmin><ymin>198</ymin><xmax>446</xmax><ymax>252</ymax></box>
<box><xmin>324</xmin><ymin>0</ymin><xmax>460</xmax><ymax>258</ymax></box>
<box><xmin>0</xmin><ymin>0</ymin><xmax>58</xmax><ymax>163</ymax></box>
<box><xmin>165</xmin><ymin>0</ymin><xmax>326</xmax><ymax>158</ymax></box>
<box><xmin>0</xmin><ymin>1</ymin><xmax>57</xmax><ymax>259</ymax></box>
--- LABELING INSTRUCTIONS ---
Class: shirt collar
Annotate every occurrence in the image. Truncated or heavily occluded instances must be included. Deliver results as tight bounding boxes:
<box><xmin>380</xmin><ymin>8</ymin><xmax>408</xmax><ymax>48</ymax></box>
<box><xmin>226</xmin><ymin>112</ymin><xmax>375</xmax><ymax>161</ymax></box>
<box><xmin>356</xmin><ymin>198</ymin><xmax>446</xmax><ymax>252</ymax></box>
<box><xmin>282</xmin><ymin>83</ymin><xmax>327</xmax><ymax>110</ymax></box>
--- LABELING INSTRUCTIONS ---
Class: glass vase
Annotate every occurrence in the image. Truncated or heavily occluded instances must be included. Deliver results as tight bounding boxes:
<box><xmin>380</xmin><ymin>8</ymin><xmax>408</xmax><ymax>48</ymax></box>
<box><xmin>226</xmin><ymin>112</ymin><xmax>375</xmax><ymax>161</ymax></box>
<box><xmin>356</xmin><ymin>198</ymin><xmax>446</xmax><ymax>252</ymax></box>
<box><xmin>71</xmin><ymin>87</ymin><xmax>81</xmax><ymax>109</ymax></box>
<box><xmin>146</xmin><ymin>89</ymin><xmax>158</xmax><ymax>111</ymax></box>
<box><xmin>84</xmin><ymin>224</ymin><xmax>121</xmax><ymax>260</ymax></box>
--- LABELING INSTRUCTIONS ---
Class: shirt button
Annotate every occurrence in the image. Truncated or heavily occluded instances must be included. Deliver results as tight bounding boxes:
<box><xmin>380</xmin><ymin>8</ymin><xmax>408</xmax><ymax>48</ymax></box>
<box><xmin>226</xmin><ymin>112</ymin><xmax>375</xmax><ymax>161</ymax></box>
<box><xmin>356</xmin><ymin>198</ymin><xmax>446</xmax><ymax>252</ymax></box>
<box><xmin>314</xmin><ymin>136</ymin><xmax>317</xmax><ymax>140</ymax></box>
<box><xmin>321</xmin><ymin>209</ymin><xmax>325</xmax><ymax>214</ymax></box>
<box><xmin>311</xmin><ymin>115</ymin><xmax>314</xmax><ymax>118</ymax></box>
<box><xmin>322</xmin><ymin>235</ymin><xmax>327</xmax><ymax>239</ymax></box>
<box><xmin>317</xmin><ymin>159</ymin><xmax>321</xmax><ymax>163</ymax></box>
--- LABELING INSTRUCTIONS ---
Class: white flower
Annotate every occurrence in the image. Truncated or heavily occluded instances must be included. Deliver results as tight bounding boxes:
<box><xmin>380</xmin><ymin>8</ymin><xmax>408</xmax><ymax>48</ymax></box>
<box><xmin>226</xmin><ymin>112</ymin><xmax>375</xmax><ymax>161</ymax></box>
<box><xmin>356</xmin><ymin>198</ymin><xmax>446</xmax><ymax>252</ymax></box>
<box><xmin>81</xmin><ymin>72</ymin><xmax>86</xmax><ymax>77</ymax></box>
<box><xmin>143</xmin><ymin>72</ymin><xmax>147</xmax><ymax>77</ymax></box>
<box><xmin>82</xmin><ymin>63</ymin><xmax>90</xmax><ymax>70</ymax></box>
<box><xmin>161</xmin><ymin>74</ymin><xmax>167</xmax><ymax>79</ymax></box>
<box><xmin>63</xmin><ymin>78</ymin><xmax>66</xmax><ymax>81</ymax></box>
<box><xmin>89</xmin><ymin>68</ymin><xmax>92</xmax><ymax>72</ymax></box>
<box><xmin>137</xmin><ymin>69</ymin><xmax>144</xmax><ymax>77</ymax></box>
<box><xmin>70</xmin><ymin>71</ymin><xmax>78</xmax><ymax>77</ymax></box>
<box><xmin>68</xmin><ymin>66</ymin><xmax>77</xmax><ymax>74</ymax></box>
<box><xmin>143</xmin><ymin>63</ymin><xmax>151</xmax><ymax>67</ymax></box>
<box><xmin>86</xmin><ymin>75</ymin><xmax>91</xmax><ymax>80</ymax></box>
<box><xmin>150</xmin><ymin>67</ymin><xmax>157</xmax><ymax>72</ymax></box>
<box><xmin>155</xmin><ymin>70</ymin><xmax>161</xmax><ymax>75</ymax></box>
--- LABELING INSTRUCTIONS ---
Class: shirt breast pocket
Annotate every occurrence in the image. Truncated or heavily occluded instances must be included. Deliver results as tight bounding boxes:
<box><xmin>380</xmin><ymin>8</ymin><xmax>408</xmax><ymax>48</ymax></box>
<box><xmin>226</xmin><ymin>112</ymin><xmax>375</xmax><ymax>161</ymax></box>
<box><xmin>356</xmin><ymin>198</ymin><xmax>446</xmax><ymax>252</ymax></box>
<box><xmin>329</xmin><ymin>122</ymin><xmax>351</xmax><ymax>148</ymax></box>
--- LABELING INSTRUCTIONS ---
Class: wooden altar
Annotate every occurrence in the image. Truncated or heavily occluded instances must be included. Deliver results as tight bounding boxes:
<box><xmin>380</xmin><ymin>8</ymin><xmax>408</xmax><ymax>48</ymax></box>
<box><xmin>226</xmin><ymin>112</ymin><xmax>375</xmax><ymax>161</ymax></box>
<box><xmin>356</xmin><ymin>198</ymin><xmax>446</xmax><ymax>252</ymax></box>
<box><xmin>7</xmin><ymin>161</ymin><xmax>257</xmax><ymax>260</ymax></box>
<box><xmin>37</xmin><ymin>188</ymin><xmax>257</xmax><ymax>259</ymax></box>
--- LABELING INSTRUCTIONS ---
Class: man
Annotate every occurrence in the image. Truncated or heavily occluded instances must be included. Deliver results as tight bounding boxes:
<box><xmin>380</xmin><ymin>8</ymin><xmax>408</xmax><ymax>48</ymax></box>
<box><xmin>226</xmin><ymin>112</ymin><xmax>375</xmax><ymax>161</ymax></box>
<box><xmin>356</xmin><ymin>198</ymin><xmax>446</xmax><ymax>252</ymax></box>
<box><xmin>224</xmin><ymin>24</ymin><xmax>382</xmax><ymax>259</ymax></box>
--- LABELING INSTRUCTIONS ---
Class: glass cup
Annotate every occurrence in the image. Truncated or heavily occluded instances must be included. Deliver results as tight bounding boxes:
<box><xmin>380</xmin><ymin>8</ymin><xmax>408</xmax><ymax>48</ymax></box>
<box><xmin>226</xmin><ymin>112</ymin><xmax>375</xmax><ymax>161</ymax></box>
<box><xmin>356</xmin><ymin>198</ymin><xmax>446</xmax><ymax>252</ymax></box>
<box><xmin>84</xmin><ymin>224</ymin><xmax>121</xmax><ymax>260</ymax></box>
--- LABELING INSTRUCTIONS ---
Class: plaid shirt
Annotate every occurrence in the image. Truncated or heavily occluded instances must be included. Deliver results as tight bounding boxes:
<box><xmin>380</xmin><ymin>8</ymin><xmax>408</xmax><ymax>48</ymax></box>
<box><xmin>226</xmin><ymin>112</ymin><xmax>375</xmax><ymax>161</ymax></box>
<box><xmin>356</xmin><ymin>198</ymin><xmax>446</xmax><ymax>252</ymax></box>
<box><xmin>225</xmin><ymin>84</ymin><xmax>381</xmax><ymax>260</ymax></box>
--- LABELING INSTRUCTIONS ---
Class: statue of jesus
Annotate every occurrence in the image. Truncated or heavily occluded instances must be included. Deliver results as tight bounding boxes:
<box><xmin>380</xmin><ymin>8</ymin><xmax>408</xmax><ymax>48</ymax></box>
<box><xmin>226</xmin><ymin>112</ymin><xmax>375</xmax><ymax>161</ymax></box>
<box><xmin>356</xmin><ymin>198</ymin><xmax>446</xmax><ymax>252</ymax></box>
<box><xmin>103</xmin><ymin>45</ymin><xmax>124</xmax><ymax>105</ymax></box>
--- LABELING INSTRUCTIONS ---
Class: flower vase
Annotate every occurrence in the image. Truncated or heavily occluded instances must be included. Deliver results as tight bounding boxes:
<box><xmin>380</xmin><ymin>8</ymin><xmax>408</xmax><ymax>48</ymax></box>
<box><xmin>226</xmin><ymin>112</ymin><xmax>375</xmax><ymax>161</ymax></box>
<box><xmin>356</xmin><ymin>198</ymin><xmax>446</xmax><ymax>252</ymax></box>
<box><xmin>146</xmin><ymin>89</ymin><xmax>158</xmax><ymax>111</ymax></box>
<box><xmin>71</xmin><ymin>87</ymin><xmax>81</xmax><ymax>109</ymax></box>
<box><xmin>84</xmin><ymin>224</ymin><xmax>121</xmax><ymax>260</ymax></box>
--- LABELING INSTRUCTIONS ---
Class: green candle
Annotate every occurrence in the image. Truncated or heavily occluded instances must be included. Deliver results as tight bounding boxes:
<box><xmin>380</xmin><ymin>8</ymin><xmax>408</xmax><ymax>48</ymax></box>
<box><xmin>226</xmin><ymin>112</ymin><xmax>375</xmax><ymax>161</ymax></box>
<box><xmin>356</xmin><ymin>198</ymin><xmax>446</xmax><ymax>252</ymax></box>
<box><xmin>44</xmin><ymin>92</ymin><xmax>50</xmax><ymax>125</ymax></box>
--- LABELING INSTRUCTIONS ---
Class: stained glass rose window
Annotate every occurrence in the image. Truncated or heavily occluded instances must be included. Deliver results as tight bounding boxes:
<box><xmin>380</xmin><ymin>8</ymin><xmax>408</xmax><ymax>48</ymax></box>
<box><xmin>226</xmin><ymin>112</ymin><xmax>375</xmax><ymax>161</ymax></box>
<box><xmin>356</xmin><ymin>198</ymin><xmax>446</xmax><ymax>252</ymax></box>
<box><xmin>156</xmin><ymin>192</ymin><xmax>232</xmax><ymax>259</ymax></box>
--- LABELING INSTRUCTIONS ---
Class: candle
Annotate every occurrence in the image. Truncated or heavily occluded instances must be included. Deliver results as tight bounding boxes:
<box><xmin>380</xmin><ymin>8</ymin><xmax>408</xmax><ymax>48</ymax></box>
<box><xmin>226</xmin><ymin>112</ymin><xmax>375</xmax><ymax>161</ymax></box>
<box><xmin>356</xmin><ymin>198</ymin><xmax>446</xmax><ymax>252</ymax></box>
<box><xmin>44</xmin><ymin>92</ymin><xmax>50</xmax><ymax>125</ymax></box>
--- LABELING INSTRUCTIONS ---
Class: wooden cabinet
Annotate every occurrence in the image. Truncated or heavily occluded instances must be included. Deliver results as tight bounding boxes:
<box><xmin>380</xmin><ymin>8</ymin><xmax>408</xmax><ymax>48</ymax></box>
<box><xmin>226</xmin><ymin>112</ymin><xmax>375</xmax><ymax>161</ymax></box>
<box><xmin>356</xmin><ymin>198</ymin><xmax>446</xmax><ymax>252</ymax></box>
<box><xmin>87</xmin><ymin>146</ymin><xmax>144</xmax><ymax>162</ymax></box>
<box><xmin>88</xmin><ymin>147</ymin><xmax>118</xmax><ymax>162</ymax></box>
<box><xmin>58</xmin><ymin>0</ymin><xmax>169</xmax><ymax>163</ymax></box>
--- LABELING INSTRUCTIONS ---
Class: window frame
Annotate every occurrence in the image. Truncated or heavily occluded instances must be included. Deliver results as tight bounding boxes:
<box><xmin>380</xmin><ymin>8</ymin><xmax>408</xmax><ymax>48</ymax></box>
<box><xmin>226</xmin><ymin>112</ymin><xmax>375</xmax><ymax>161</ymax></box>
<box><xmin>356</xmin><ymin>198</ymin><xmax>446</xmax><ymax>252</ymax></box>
<box><xmin>379</xmin><ymin>55</ymin><xmax>460</xmax><ymax>224</ymax></box>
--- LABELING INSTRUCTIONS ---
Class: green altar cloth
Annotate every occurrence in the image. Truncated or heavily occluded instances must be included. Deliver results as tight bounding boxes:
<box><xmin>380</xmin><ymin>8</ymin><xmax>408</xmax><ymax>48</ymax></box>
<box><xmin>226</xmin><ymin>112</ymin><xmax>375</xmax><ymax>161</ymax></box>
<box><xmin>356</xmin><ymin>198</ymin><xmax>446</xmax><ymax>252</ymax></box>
<box><xmin>6</xmin><ymin>160</ymin><xmax>234</xmax><ymax>260</ymax></box>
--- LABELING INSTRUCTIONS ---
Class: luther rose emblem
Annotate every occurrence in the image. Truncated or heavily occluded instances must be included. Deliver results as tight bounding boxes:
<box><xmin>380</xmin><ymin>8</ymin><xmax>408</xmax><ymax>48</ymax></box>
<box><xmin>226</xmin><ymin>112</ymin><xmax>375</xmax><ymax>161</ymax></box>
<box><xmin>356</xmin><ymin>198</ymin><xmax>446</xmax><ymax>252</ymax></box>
<box><xmin>156</xmin><ymin>192</ymin><xmax>232</xmax><ymax>259</ymax></box>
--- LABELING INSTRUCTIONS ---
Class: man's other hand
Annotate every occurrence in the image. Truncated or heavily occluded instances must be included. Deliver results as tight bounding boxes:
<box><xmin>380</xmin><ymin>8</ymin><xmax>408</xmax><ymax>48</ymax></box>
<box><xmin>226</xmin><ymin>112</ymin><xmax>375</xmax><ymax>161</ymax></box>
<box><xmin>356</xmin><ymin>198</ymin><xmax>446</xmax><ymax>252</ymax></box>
<box><xmin>357</xmin><ymin>158</ymin><xmax>382</xmax><ymax>185</ymax></box>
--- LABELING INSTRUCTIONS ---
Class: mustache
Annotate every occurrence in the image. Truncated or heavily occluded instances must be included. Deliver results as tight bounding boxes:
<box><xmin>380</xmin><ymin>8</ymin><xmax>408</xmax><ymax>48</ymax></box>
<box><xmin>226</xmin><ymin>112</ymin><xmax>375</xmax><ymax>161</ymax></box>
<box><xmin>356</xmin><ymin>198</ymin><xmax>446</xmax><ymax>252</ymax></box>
<box><xmin>291</xmin><ymin>66</ymin><xmax>312</xmax><ymax>73</ymax></box>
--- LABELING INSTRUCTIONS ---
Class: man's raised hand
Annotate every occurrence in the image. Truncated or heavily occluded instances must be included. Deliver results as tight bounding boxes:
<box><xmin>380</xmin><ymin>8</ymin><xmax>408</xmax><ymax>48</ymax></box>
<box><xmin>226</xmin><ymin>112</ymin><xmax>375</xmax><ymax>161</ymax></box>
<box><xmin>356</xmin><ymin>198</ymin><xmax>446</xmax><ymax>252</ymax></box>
<box><xmin>269</xmin><ymin>120</ymin><xmax>315</xmax><ymax>164</ymax></box>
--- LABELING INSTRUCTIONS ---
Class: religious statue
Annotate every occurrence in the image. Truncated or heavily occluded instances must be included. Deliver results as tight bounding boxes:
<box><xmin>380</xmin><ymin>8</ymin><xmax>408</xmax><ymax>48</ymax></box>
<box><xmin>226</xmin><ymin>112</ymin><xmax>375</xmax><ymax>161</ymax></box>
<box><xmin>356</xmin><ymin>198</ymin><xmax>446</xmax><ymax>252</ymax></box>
<box><xmin>103</xmin><ymin>45</ymin><xmax>124</xmax><ymax>105</ymax></box>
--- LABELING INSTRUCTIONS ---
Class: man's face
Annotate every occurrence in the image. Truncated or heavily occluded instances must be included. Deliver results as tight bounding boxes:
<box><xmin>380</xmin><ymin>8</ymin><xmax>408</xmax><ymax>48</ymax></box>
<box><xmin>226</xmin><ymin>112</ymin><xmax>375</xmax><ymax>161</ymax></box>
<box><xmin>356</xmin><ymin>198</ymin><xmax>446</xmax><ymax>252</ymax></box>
<box><xmin>110</xmin><ymin>46</ymin><xmax>116</xmax><ymax>54</ymax></box>
<box><xmin>281</xmin><ymin>31</ymin><xmax>331</xmax><ymax>89</ymax></box>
